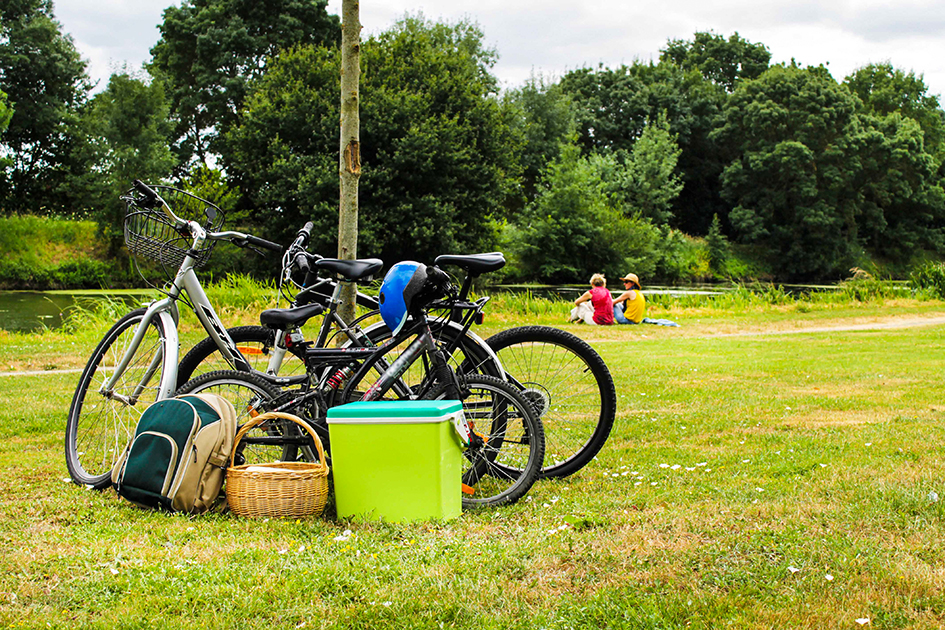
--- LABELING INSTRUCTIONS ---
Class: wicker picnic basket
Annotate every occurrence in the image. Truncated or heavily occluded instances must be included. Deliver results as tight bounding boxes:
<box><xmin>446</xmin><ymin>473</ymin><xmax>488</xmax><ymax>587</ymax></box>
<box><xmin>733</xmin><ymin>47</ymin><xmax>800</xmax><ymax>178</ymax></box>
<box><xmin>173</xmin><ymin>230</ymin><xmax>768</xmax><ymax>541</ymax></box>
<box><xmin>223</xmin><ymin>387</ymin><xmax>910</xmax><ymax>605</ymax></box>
<box><xmin>226</xmin><ymin>412</ymin><xmax>330</xmax><ymax>519</ymax></box>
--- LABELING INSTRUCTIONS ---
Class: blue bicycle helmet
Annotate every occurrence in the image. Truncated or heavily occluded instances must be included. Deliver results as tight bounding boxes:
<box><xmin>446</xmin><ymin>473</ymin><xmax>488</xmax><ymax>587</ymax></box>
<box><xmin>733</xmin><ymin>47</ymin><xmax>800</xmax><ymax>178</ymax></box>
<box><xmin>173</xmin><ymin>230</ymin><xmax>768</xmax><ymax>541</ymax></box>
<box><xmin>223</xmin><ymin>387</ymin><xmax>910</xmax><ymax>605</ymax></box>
<box><xmin>378</xmin><ymin>261</ymin><xmax>428</xmax><ymax>336</ymax></box>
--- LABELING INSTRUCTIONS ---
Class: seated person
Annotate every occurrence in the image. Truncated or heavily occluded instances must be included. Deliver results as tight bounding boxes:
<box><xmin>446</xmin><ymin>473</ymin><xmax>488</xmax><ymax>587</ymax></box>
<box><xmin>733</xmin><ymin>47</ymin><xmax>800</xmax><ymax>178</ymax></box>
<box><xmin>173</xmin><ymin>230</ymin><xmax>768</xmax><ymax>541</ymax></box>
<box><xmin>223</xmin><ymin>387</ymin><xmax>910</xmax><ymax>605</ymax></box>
<box><xmin>613</xmin><ymin>272</ymin><xmax>680</xmax><ymax>327</ymax></box>
<box><xmin>613</xmin><ymin>273</ymin><xmax>645</xmax><ymax>324</ymax></box>
<box><xmin>569</xmin><ymin>273</ymin><xmax>614</xmax><ymax>325</ymax></box>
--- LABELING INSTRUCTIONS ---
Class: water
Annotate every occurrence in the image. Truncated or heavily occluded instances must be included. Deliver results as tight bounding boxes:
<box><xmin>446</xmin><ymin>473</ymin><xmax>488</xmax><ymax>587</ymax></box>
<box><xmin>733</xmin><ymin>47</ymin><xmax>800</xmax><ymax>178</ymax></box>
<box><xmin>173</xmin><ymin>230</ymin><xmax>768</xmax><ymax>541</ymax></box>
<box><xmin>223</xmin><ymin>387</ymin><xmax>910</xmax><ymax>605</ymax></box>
<box><xmin>0</xmin><ymin>291</ymin><xmax>152</xmax><ymax>333</ymax></box>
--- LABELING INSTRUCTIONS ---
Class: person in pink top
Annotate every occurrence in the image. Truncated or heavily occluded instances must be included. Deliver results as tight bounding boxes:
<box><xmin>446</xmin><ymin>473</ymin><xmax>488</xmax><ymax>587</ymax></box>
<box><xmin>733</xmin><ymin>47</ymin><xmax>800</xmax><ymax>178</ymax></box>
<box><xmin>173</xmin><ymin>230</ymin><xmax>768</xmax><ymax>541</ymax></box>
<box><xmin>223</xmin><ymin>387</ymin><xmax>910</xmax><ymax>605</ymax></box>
<box><xmin>568</xmin><ymin>273</ymin><xmax>615</xmax><ymax>325</ymax></box>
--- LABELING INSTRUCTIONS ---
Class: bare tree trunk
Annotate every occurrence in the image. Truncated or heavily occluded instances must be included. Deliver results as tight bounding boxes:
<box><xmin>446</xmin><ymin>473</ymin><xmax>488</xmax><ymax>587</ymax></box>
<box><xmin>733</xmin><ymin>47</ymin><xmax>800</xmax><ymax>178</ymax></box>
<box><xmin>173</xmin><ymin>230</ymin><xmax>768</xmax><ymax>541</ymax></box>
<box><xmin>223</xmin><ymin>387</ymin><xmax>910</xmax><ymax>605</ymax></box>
<box><xmin>337</xmin><ymin>0</ymin><xmax>361</xmax><ymax>325</ymax></box>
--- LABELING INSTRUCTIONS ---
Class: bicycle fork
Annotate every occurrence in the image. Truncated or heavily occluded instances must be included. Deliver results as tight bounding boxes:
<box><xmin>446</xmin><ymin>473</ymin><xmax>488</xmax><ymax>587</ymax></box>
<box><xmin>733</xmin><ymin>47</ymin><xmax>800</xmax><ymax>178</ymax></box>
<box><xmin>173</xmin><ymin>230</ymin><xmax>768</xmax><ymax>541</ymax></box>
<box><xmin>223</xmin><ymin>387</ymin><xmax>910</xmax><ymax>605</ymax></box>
<box><xmin>99</xmin><ymin>299</ymin><xmax>180</xmax><ymax>405</ymax></box>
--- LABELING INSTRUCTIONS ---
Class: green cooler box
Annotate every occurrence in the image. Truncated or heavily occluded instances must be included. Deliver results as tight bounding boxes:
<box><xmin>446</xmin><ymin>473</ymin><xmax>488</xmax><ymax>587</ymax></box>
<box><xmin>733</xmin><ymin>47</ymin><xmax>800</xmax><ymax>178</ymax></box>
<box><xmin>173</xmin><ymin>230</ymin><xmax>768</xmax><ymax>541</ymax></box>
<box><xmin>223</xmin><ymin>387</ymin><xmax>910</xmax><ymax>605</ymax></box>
<box><xmin>327</xmin><ymin>400</ymin><xmax>467</xmax><ymax>522</ymax></box>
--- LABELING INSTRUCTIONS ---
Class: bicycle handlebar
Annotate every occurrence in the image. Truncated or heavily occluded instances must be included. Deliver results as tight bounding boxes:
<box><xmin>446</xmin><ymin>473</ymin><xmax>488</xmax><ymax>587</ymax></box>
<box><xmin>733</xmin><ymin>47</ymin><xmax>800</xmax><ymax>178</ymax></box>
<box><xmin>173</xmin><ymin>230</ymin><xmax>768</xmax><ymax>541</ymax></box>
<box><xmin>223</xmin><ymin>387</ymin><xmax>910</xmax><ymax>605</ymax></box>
<box><xmin>132</xmin><ymin>179</ymin><xmax>187</xmax><ymax>230</ymax></box>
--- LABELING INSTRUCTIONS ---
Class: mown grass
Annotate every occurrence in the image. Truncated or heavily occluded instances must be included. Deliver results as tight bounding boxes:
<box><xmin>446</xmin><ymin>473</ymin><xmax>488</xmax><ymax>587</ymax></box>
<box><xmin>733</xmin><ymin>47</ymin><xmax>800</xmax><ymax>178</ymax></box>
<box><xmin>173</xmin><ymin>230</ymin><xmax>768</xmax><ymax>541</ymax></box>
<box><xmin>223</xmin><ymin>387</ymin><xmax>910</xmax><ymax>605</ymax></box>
<box><xmin>2</xmin><ymin>287</ymin><xmax>945</xmax><ymax>627</ymax></box>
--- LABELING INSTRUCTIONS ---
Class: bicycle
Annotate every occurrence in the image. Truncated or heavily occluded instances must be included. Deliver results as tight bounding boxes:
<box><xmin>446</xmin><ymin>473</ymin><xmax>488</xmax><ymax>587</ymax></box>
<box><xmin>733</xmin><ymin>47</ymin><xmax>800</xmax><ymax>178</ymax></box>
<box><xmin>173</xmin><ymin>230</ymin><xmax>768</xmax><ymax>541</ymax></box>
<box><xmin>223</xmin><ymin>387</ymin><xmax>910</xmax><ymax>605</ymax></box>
<box><xmin>176</xmin><ymin>247</ymin><xmax>616</xmax><ymax>479</ymax></box>
<box><xmin>177</xmin><ymin>260</ymin><xmax>546</xmax><ymax>508</ymax></box>
<box><xmin>65</xmin><ymin>180</ymin><xmax>286</xmax><ymax>489</ymax></box>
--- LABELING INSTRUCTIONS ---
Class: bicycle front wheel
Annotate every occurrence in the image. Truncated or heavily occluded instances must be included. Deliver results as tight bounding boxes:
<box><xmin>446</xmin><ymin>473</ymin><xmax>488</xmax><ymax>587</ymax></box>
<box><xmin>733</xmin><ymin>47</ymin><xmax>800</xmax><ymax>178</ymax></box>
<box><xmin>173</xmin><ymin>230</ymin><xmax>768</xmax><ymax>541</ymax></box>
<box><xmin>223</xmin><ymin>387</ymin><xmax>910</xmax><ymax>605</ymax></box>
<box><xmin>486</xmin><ymin>325</ymin><xmax>616</xmax><ymax>479</ymax></box>
<box><xmin>65</xmin><ymin>308</ymin><xmax>169</xmax><ymax>488</ymax></box>
<box><xmin>429</xmin><ymin>375</ymin><xmax>545</xmax><ymax>509</ymax></box>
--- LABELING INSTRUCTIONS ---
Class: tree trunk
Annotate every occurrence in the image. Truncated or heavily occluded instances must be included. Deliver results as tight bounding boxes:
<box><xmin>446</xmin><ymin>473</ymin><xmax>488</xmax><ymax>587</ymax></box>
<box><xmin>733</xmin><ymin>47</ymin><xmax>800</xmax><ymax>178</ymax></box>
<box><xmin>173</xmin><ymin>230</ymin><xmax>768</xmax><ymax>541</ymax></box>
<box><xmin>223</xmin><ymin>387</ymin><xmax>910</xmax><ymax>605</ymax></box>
<box><xmin>337</xmin><ymin>0</ymin><xmax>361</xmax><ymax>325</ymax></box>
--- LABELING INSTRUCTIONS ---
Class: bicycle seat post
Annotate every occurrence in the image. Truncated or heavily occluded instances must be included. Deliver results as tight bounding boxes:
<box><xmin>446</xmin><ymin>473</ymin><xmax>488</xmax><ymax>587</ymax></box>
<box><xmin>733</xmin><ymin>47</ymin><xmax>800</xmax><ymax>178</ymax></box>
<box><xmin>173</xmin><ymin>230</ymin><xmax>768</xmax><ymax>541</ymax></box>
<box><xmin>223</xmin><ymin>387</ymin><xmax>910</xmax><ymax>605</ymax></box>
<box><xmin>314</xmin><ymin>278</ymin><xmax>348</xmax><ymax>348</ymax></box>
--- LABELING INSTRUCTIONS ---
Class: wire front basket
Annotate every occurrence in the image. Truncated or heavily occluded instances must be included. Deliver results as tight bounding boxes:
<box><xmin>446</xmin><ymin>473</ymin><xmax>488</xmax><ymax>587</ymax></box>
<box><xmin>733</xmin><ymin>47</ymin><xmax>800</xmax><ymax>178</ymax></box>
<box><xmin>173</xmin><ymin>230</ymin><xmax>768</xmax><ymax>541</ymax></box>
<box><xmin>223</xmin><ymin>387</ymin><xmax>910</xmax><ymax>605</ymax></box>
<box><xmin>123</xmin><ymin>185</ymin><xmax>225</xmax><ymax>274</ymax></box>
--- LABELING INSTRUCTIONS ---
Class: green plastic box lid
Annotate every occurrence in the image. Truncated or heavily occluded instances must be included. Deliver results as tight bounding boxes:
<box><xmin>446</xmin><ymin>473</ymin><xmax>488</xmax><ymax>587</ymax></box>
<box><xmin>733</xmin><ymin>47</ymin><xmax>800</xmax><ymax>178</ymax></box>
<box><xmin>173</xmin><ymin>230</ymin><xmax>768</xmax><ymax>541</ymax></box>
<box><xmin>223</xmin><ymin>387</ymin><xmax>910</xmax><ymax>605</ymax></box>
<box><xmin>327</xmin><ymin>400</ymin><xmax>463</xmax><ymax>423</ymax></box>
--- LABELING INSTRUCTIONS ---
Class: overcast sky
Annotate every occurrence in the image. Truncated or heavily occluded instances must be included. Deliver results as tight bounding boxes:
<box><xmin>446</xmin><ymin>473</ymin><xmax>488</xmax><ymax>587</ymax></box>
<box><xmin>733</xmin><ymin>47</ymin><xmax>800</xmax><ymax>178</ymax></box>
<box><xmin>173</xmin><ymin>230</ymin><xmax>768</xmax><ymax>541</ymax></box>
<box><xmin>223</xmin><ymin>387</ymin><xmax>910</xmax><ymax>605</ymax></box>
<box><xmin>52</xmin><ymin>0</ymin><xmax>945</xmax><ymax>99</ymax></box>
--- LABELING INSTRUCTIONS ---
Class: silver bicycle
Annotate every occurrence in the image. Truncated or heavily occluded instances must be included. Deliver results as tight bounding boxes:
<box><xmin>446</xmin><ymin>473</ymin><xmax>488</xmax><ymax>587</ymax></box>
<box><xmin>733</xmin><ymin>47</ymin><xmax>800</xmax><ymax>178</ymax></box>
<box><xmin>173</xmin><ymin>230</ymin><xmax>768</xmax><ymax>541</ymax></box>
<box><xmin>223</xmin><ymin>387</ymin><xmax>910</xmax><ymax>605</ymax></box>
<box><xmin>64</xmin><ymin>180</ymin><xmax>283</xmax><ymax>488</ymax></box>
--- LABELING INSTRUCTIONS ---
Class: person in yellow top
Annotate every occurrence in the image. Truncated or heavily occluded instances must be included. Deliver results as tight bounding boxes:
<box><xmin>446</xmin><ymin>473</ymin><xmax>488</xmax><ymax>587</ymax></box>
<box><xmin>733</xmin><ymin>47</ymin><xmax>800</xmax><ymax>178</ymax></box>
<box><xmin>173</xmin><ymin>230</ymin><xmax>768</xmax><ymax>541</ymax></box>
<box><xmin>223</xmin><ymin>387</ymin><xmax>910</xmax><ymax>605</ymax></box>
<box><xmin>613</xmin><ymin>272</ymin><xmax>645</xmax><ymax>324</ymax></box>
<box><xmin>612</xmin><ymin>272</ymin><xmax>680</xmax><ymax>326</ymax></box>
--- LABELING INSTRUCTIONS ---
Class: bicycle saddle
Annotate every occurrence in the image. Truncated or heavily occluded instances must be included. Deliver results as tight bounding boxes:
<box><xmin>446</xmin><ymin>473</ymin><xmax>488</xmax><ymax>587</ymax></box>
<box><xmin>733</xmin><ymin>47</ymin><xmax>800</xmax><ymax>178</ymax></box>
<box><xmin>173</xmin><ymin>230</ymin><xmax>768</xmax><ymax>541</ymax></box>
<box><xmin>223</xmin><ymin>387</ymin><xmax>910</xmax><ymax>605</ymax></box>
<box><xmin>433</xmin><ymin>252</ymin><xmax>506</xmax><ymax>276</ymax></box>
<box><xmin>259</xmin><ymin>302</ymin><xmax>325</xmax><ymax>329</ymax></box>
<box><xmin>316</xmin><ymin>257</ymin><xmax>384</xmax><ymax>281</ymax></box>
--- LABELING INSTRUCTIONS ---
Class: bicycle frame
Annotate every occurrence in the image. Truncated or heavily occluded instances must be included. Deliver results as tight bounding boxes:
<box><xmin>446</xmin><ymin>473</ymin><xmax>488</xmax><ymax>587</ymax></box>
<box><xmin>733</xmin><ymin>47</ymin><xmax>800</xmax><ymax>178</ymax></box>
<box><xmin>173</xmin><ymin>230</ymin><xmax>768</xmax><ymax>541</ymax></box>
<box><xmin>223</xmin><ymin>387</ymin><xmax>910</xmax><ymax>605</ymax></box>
<box><xmin>99</xmin><ymin>223</ymin><xmax>251</xmax><ymax>405</ymax></box>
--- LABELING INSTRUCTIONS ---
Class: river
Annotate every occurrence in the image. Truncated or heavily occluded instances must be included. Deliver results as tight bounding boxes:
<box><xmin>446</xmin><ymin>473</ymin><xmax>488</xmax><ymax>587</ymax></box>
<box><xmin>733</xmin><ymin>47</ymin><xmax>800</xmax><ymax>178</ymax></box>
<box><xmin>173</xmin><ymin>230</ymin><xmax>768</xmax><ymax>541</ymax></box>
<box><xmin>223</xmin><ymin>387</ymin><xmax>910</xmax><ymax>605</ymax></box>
<box><xmin>0</xmin><ymin>290</ymin><xmax>153</xmax><ymax>333</ymax></box>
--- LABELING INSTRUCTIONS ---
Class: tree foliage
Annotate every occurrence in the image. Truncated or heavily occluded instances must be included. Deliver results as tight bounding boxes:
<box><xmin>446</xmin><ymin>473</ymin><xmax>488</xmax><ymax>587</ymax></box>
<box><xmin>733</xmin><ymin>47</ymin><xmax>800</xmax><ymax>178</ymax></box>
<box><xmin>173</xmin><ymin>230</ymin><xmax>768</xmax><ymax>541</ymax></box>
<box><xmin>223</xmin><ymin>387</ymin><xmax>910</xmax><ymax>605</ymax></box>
<box><xmin>845</xmin><ymin>62</ymin><xmax>945</xmax><ymax>161</ymax></box>
<box><xmin>558</xmin><ymin>61</ymin><xmax>727</xmax><ymax>235</ymax></box>
<box><xmin>77</xmin><ymin>73</ymin><xmax>176</xmax><ymax>255</ymax></box>
<box><xmin>503</xmin><ymin>77</ymin><xmax>576</xmax><ymax>211</ymax></box>
<box><xmin>509</xmin><ymin>145</ymin><xmax>660</xmax><ymax>283</ymax></box>
<box><xmin>227</xmin><ymin>16</ymin><xmax>522</xmax><ymax>264</ymax></box>
<box><xmin>596</xmin><ymin>113</ymin><xmax>684</xmax><ymax>225</ymax></box>
<box><xmin>660</xmin><ymin>31</ymin><xmax>771</xmax><ymax>92</ymax></box>
<box><xmin>0</xmin><ymin>0</ymin><xmax>91</xmax><ymax>214</ymax></box>
<box><xmin>713</xmin><ymin>64</ymin><xmax>866</xmax><ymax>279</ymax></box>
<box><xmin>149</xmin><ymin>0</ymin><xmax>340</xmax><ymax>169</ymax></box>
<box><xmin>0</xmin><ymin>89</ymin><xmax>12</xmax><ymax>134</ymax></box>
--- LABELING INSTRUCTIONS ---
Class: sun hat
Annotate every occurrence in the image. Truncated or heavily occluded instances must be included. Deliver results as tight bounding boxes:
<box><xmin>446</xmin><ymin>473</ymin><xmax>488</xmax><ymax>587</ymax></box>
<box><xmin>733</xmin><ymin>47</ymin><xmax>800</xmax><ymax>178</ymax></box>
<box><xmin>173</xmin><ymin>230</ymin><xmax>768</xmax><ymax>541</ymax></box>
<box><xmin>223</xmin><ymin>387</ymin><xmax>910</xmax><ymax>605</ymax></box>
<box><xmin>620</xmin><ymin>272</ymin><xmax>640</xmax><ymax>288</ymax></box>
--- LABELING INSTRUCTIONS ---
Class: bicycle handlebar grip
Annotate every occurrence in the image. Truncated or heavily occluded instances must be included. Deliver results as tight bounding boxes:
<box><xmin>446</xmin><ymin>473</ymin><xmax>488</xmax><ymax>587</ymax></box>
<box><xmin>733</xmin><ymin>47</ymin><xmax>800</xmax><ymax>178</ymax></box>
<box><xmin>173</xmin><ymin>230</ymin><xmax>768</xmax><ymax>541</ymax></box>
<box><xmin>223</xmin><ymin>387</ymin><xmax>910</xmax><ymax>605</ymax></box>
<box><xmin>298</xmin><ymin>221</ymin><xmax>314</xmax><ymax>245</ymax></box>
<box><xmin>132</xmin><ymin>179</ymin><xmax>159</xmax><ymax>207</ymax></box>
<box><xmin>245</xmin><ymin>234</ymin><xmax>283</xmax><ymax>252</ymax></box>
<box><xmin>294</xmin><ymin>251</ymin><xmax>310</xmax><ymax>274</ymax></box>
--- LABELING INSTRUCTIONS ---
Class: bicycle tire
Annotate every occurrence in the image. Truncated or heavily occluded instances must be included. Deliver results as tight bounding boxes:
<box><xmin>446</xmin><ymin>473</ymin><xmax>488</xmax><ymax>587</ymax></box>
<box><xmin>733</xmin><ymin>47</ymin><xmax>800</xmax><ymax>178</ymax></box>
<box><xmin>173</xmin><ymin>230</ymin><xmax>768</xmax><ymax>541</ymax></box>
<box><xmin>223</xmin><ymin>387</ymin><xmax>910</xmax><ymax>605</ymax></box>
<box><xmin>174</xmin><ymin>370</ymin><xmax>308</xmax><ymax>463</ymax></box>
<box><xmin>427</xmin><ymin>375</ymin><xmax>545</xmax><ymax>508</ymax></box>
<box><xmin>65</xmin><ymin>308</ymin><xmax>169</xmax><ymax>488</ymax></box>
<box><xmin>485</xmin><ymin>325</ymin><xmax>616</xmax><ymax>478</ymax></box>
<box><xmin>176</xmin><ymin>325</ymin><xmax>308</xmax><ymax>388</ymax></box>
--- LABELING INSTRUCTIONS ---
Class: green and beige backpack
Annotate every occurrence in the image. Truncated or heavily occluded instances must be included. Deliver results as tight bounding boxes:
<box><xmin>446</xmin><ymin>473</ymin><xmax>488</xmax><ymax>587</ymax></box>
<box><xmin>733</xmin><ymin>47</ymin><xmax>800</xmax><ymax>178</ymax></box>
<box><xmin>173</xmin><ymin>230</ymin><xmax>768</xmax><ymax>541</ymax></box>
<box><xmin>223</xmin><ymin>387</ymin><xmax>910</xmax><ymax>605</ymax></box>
<box><xmin>112</xmin><ymin>394</ymin><xmax>237</xmax><ymax>513</ymax></box>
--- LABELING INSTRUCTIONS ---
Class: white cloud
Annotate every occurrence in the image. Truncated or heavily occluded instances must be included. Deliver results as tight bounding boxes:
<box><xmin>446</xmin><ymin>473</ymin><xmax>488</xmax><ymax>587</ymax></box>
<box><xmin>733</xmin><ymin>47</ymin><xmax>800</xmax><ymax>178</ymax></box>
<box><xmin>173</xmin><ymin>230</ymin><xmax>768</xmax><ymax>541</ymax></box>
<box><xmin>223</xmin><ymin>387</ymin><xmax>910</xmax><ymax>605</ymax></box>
<box><xmin>51</xmin><ymin>0</ymin><xmax>945</xmax><ymax>98</ymax></box>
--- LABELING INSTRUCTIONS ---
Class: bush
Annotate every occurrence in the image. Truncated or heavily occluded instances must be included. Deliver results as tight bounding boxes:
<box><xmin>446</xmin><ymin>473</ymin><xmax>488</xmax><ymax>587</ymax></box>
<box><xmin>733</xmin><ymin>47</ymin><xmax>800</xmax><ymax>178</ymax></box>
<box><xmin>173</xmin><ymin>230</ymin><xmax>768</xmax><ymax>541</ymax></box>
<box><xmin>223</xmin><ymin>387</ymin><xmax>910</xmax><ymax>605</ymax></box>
<box><xmin>909</xmin><ymin>261</ymin><xmax>945</xmax><ymax>299</ymax></box>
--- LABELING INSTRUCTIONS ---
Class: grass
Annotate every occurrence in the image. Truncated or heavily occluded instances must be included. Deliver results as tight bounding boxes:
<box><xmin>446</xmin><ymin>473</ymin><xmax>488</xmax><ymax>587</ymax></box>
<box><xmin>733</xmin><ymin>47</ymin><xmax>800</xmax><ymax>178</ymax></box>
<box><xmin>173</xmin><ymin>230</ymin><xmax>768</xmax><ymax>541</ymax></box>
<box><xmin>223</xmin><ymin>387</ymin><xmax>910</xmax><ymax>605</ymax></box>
<box><xmin>2</xmin><ymin>288</ymin><xmax>945</xmax><ymax>627</ymax></box>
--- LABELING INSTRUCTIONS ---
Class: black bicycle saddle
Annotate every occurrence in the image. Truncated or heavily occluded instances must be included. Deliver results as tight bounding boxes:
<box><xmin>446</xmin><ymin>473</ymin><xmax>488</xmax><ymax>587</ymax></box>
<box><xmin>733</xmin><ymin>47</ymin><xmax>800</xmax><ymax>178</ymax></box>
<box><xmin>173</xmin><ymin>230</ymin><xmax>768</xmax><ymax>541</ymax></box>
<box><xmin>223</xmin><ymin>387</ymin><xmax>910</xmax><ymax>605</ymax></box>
<box><xmin>433</xmin><ymin>252</ymin><xmax>506</xmax><ymax>276</ymax></box>
<box><xmin>315</xmin><ymin>257</ymin><xmax>384</xmax><ymax>281</ymax></box>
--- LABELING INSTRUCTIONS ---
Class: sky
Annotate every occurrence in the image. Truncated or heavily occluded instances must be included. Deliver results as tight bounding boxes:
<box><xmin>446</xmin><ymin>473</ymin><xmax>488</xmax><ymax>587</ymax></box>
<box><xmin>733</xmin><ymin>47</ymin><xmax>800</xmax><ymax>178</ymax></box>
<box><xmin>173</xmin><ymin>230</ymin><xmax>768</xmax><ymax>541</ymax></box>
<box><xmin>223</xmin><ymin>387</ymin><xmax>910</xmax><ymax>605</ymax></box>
<box><xmin>51</xmin><ymin>0</ymin><xmax>945</xmax><ymax>99</ymax></box>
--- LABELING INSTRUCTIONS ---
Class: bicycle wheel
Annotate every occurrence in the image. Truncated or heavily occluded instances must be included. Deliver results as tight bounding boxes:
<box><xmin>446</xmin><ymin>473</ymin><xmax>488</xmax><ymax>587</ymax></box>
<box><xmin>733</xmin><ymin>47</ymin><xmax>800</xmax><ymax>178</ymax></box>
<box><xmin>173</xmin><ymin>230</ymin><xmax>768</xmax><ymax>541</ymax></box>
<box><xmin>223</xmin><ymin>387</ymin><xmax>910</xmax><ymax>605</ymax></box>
<box><xmin>428</xmin><ymin>375</ymin><xmax>544</xmax><ymax>508</ymax></box>
<box><xmin>66</xmin><ymin>308</ymin><xmax>169</xmax><ymax>488</ymax></box>
<box><xmin>175</xmin><ymin>370</ymin><xmax>309</xmax><ymax>464</ymax></box>
<box><xmin>485</xmin><ymin>325</ymin><xmax>616</xmax><ymax>479</ymax></box>
<box><xmin>339</xmin><ymin>319</ymin><xmax>503</xmax><ymax>403</ymax></box>
<box><xmin>176</xmin><ymin>325</ymin><xmax>308</xmax><ymax>388</ymax></box>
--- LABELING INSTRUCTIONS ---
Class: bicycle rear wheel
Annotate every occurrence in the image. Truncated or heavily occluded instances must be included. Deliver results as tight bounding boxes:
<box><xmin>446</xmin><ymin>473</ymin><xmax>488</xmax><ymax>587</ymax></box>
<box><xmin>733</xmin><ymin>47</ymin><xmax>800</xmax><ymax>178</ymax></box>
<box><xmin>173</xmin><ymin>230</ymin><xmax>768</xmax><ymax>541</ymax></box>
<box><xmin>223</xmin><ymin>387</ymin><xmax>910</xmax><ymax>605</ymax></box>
<box><xmin>66</xmin><ymin>308</ymin><xmax>169</xmax><ymax>488</ymax></box>
<box><xmin>175</xmin><ymin>370</ymin><xmax>308</xmax><ymax>464</ymax></box>
<box><xmin>429</xmin><ymin>375</ymin><xmax>545</xmax><ymax>509</ymax></box>
<box><xmin>486</xmin><ymin>326</ymin><xmax>616</xmax><ymax>478</ymax></box>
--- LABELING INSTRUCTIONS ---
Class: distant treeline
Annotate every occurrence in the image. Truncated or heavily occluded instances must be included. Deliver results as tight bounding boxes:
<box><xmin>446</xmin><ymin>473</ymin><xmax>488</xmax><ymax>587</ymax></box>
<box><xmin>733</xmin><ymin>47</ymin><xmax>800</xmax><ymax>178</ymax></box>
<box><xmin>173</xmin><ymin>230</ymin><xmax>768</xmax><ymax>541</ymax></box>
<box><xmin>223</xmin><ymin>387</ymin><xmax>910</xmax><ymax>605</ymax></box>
<box><xmin>2</xmin><ymin>1</ymin><xmax>945</xmax><ymax>285</ymax></box>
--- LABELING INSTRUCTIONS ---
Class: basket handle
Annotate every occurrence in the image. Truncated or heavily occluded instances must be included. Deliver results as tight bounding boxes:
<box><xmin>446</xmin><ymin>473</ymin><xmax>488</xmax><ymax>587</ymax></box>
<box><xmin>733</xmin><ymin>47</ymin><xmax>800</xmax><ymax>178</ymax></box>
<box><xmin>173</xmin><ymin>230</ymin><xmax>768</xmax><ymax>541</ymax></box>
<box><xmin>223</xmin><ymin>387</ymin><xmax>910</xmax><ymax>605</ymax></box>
<box><xmin>230</xmin><ymin>412</ymin><xmax>328</xmax><ymax>469</ymax></box>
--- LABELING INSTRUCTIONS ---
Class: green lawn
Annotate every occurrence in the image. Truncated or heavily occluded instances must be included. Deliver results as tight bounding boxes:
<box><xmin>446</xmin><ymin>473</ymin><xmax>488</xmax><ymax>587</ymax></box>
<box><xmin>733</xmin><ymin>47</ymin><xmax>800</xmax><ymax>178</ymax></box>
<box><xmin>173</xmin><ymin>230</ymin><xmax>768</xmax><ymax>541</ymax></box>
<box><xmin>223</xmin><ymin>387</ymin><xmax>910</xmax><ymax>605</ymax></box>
<box><xmin>2</xmin><ymin>299</ymin><xmax>945</xmax><ymax>628</ymax></box>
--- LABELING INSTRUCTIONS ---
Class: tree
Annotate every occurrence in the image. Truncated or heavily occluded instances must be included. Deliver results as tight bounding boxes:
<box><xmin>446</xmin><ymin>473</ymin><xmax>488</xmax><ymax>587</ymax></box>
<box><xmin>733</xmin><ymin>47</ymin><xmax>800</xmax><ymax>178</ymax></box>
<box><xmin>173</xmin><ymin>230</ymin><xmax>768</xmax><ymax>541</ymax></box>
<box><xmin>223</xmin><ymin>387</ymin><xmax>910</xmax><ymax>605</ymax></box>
<box><xmin>149</xmin><ymin>0</ymin><xmax>340</xmax><ymax>169</ymax></box>
<box><xmin>503</xmin><ymin>77</ymin><xmax>577</xmax><ymax>210</ymax></box>
<box><xmin>854</xmin><ymin>113</ymin><xmax>945</xmax><ymax>262</ymax></box>
<box><xmin>598</xmin><ymin>113</ymin><xmax>684</xmax><ymax>225</ymax></box>
<box><xmin>705</xmin><ymin>213</ymin><xmax>730</xmax><ymax>273</ymax></box>
<box><xmin>0</xmin><ymin>0</ymin><xmax>91</xmax><ymax>214</ymax></box>
<box><xmin>712</xmin><ymin>64</ymin><xmax>863</xmax><ymax>279</ymax></box>
<box><xmin>0</xmin><ymin>88</ymin><xmax>12</xmax><ymax>133</ymax></box>
<box><xmin>337</xmin><ymin>0</ymin><xmax>360</xmax><ymax>324</ymax></box>
<box><xmin>845</xmin><ymin>63</ymin><xmax>945</xmax><ymax>160</ymax></box>
<box><xmin>226</xmin><ymin>16</ymin><xmax>521</xmax><ymax>265</ymax></box>
<box><xmin>660</xmin><ymin>31</ymin><xmax>770</xmax><ymax>92</ymax></box>
<box><xmin>557</xmin><ymin>60</ymin><xmax>728</xmax><ymax>235</ymax></box>
<box><xmin>77</xmin><ymin>72</ymin><xmax>176</xmax><ymax>256</ymax></box>
<box><xmin>509</xmin><ymin>144</ymin><xmax>662</xmax><ymax>283</ymax></box>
